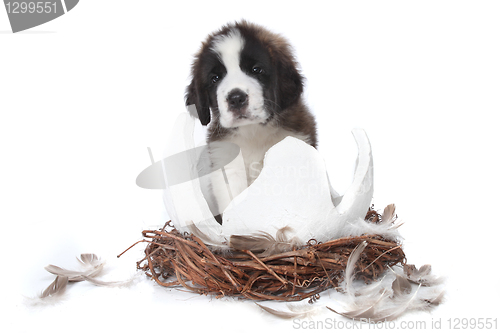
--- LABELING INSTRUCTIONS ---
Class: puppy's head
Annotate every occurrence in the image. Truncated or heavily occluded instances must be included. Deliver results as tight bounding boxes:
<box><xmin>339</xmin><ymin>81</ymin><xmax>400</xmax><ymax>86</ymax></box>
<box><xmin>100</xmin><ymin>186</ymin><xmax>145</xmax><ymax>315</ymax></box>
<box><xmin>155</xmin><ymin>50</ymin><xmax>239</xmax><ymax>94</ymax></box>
<box><xmin>186</xmin><ymin>21</ymin><xmax>304</xmax><ymax>128</ymax></box>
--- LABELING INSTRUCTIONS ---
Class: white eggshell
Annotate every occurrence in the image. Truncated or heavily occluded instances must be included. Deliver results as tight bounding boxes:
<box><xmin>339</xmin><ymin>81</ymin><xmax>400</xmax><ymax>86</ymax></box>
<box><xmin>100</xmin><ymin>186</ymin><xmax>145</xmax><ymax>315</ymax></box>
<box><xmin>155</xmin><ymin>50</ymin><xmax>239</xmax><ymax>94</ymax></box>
<box><xmin>162</xmin><ymin>113</ymin><xmax>224</xmax><ymax>243</ymax></box>
<box><xmin>222</xmin><ymin>137</ymin><xmax>335</xmax><ymax>241</ymax></box>
<box><xmin>163</xmin><ymin>112</ymin><xmax>375</xmax><ymax>245</ymax></box>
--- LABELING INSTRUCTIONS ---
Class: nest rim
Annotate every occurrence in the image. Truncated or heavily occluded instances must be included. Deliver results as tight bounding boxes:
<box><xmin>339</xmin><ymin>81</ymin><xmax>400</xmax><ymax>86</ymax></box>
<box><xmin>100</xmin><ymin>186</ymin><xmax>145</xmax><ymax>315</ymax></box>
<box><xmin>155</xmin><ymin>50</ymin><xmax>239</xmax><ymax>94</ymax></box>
<box><xmin>133</xmin><ymin>208</ymin><xmax>406</xmax><ymax>301</ymax></box>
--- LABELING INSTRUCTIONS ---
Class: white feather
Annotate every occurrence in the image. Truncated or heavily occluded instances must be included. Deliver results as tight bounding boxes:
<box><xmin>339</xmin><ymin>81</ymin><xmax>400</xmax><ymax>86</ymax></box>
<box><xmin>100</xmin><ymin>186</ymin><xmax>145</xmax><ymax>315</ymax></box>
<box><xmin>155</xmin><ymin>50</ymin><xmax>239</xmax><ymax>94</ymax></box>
<box><xmin>330</xmin><ymin>249</ymin><xmax>446</xmax><ymax>321</ymax></box>
<box><xmin>344</xmin><ymin>241</ymin><xmax>368</xmax><ymax>297</ymax></box>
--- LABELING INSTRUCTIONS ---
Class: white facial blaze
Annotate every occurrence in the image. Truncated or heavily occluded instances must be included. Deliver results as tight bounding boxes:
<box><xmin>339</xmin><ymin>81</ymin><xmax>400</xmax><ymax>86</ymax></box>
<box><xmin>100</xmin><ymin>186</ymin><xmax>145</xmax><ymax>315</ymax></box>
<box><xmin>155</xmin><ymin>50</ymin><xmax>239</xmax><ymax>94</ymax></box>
<box><xmin>211</xmin><ymin>30</ymin><xmax>266</xmax><ymax>128</ymax></box>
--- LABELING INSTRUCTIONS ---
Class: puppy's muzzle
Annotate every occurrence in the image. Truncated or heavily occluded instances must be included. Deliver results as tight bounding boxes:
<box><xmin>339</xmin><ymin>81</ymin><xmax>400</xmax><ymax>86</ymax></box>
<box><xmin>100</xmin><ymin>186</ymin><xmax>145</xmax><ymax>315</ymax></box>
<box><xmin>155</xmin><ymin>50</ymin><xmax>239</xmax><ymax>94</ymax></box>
<box><xmin>227</xmin><ymin>88</ymin><xmax>249</xmax><ymax>116</ymax></box>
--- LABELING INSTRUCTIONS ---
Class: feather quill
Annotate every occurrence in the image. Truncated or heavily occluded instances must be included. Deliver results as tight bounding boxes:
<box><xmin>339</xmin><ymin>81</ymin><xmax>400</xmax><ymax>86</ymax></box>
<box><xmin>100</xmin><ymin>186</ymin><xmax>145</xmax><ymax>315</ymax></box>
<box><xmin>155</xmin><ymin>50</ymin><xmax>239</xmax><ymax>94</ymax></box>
<box><xmin>83</xmin><ymin>275</ymin><xmax>134</xmax><ymax>287</ymax></box>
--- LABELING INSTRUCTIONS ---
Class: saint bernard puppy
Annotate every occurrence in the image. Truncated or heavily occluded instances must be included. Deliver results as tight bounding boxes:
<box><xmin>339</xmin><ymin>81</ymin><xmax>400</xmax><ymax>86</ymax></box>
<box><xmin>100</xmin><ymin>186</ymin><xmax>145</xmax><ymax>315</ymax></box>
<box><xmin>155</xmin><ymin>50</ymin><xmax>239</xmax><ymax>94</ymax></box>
<box><xmin>186</xmin><ymin>21</ymin><xmax>317</xmax><ymax>222</ymax></box>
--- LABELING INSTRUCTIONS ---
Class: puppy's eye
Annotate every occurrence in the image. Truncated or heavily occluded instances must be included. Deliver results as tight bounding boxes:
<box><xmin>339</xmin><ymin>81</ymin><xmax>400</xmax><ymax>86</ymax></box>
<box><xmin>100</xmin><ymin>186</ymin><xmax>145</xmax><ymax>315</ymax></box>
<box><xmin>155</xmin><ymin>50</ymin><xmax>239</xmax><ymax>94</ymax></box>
<box><xmin>211</xmin><ymin>75</ymin><xmax>221</xmax><ymax>84</ymax></box>
<box><xmin>252</xmin><ymin>66</ymin><xmax>264</xmax><ymax>74</ymax></box>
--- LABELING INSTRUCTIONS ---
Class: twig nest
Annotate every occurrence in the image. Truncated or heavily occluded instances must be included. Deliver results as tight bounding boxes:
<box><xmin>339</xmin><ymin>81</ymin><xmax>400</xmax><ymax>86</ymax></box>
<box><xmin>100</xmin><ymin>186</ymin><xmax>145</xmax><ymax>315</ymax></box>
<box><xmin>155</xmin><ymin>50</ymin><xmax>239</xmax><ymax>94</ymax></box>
<box><xmin>138</xmin><ymin>215</ymin><xmax>406</xmax><ymax>301</ymax></box>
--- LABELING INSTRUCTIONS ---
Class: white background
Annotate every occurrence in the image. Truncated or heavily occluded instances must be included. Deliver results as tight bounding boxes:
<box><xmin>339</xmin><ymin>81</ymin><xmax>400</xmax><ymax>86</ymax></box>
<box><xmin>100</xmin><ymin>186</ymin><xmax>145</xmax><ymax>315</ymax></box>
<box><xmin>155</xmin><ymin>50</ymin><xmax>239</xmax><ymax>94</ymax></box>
<box><xmin>2</xmin><ymin>1</ymin><xmax>499</xmax><ymax>332</ymax></box>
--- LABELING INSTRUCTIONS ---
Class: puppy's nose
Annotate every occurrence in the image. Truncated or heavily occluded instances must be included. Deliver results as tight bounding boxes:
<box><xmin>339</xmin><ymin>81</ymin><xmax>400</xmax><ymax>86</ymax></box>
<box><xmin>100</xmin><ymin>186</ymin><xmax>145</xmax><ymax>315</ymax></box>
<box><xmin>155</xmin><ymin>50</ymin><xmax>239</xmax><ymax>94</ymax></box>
<box><xmin>227</xmin><ymin>89</ymin><xmax>248</xmax><ymax>110</ymax></box>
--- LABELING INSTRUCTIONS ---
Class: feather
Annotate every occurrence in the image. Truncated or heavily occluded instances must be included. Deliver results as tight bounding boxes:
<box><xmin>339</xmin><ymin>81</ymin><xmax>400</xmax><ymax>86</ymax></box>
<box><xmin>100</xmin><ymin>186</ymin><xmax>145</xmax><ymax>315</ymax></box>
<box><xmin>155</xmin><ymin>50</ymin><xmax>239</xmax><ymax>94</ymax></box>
<box><xmin>426</xmin><ymin>290</ymin><xmax>446</xmax><ymax>305</ymax></box>
<box><xmin>329</xmin><ymin>245</ymin><xmax>445</xmax><ymax>322</ymax></box>
<box><xmin>40</xmin><ymin>275</ymin><xmax>69</xmax><ymax>299</ymax></box>
<box><xmin>329</xmin><ymin>282</ymin><xmax>423</xmax><ymax>321</ymax></box>
<box><xmin>369</xmin><ymin>284</ymin><xmax>423</xmax><ymax>321</ymax></box>
<box><xmin>230</xmin><ymin>231</ymin><xmax>275</xmax><ymax>252</ymax></box>
<box><xmin>35</xmin><ymin>253</ymin><xmax>134</xmax><ymax>303</ymax></box>
<box><xmin>329</xmin><ymin>264</ymin><xmax>445</xmax><ymax>322</ymax></box>
<box><xmin>44</xmin><ymin>253</ymin><xmax>105</xmax><ymax>281</ymax></box>
<box><xmin>44</xmin><ymin>265</ymin><xmax>86</xmax><ymax>281</ymax></box>
<box><xmin>344</xmin><ymin>241</ymin><xmax>367</xmax><ymax>296</ymax></box>
<box><xmin>187</xmin><ymin>220</ymin><xmax>228</xmax><ymax>248</ymax></box>
<box><xmin>256</xmin><ymin>303</ymin><xmax>317</xmax><ymax>319</ymax></box>
<box><xmin>381</xmin><ymin>204</ymin><xmax>396</xmax><ymax>225</ymax></box>
<box><xmin>327</xmin><ymin>289</ymin><xmax>391</xmax><ymax>319</ymax></box>
<box><xmin>354</xmin><ymin>275</ymin><xmax>388</xmax><ymax>298</ymax></box>
<box><xmin>392</xmin><ymin>273</ymin><xmax>412</xmax><ymax>297</ymax></box>
<box><xmin>381</xmin><ymin>204</ymin><xmax>404</xmax><ymax>231</ymax></box>
<box><xmin>335</xmin><ymin>217</ymin><xmax>403</xmax><ymax>241</ymax></box>
<box><xmin>83</xmin><ymin>275</ymin><xmax>134</xmax><ymax>287</ymax></box>
<box><xmin>44</xmin><ymin>264</ymin><xmax>103</xmax><ymax>281</ymax></box>
<box><xmin>78</xmin><ymin>253</ymin><xmax>100</xmax><ymax>266</ymax></box>
<box><xmin>404</xmin><ymin>264</ymin><xmax>444</xmax><ymax>286</ymax></box>
<box><xmin>230</xmin><ymin>226</ymin><xmax>299</xmax><ymax>256</ymax></box>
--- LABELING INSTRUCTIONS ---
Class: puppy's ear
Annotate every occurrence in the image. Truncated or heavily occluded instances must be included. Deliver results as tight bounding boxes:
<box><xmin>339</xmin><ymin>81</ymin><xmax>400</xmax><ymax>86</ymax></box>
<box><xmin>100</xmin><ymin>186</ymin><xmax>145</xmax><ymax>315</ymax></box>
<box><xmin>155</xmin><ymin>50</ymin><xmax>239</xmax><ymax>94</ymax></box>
<box><xmin>275</xmin><ymin>56</ymin><xmax>304</xmax><ymax>111</ymax></box>
<box><xmin>185</xmin><ymin>79</ymin><xmax>211</xmax><ymax>126</ymax></box>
